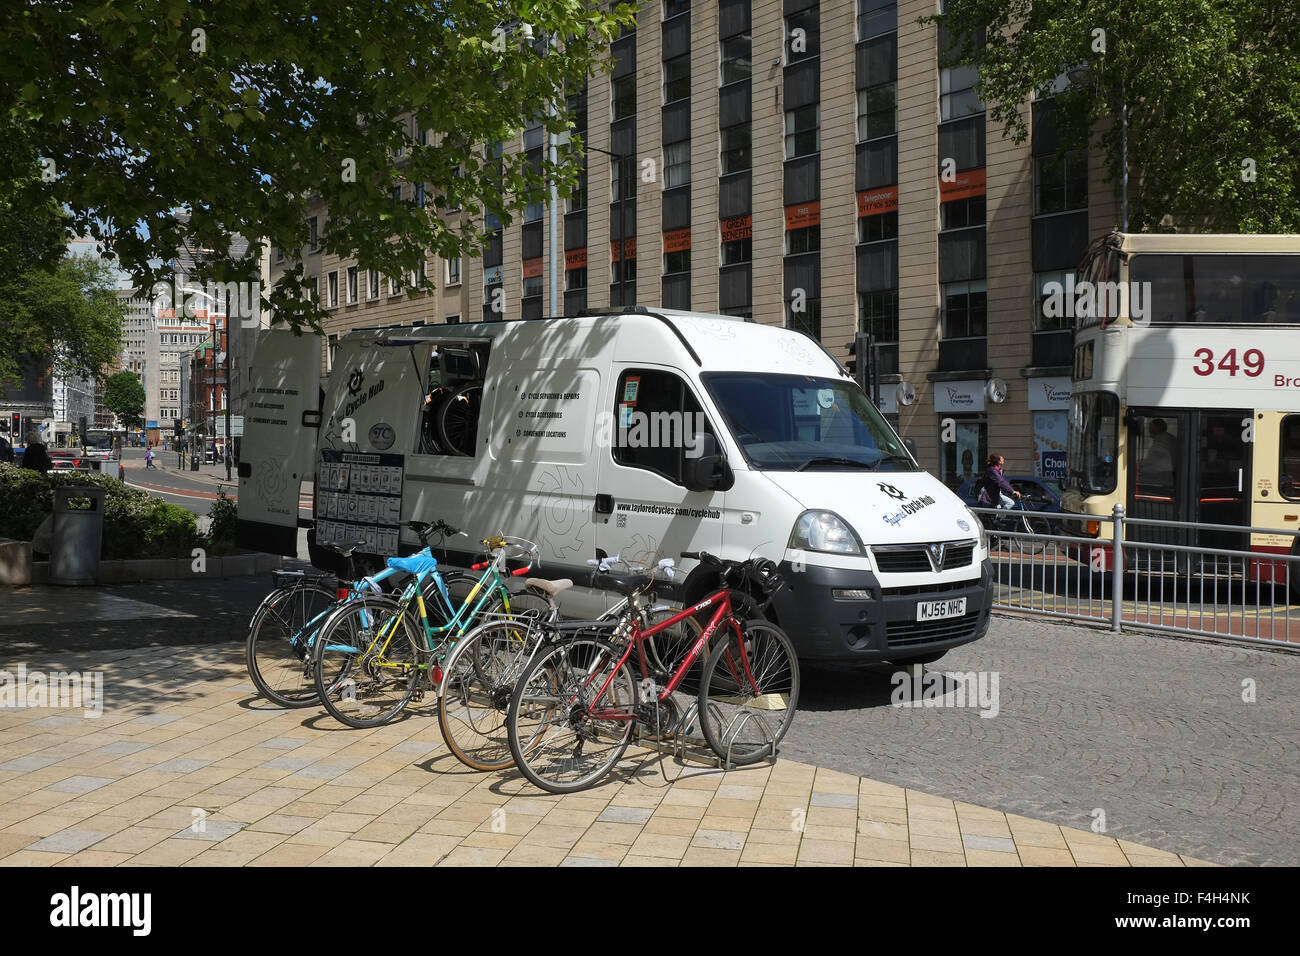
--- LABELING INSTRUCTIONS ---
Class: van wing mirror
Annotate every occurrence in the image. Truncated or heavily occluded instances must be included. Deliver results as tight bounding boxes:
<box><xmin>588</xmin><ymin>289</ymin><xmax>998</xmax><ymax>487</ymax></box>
<box><xmin>683</xmin><ymin>432</ymin><xmax>734</xmax><ymax>493</ymax></box>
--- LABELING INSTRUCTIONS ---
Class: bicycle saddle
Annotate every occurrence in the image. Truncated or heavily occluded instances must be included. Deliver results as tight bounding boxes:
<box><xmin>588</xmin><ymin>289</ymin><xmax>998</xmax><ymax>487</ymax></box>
<box><xmin>525</xmin><ymin>578</ymin><xmax>573</xmax><ymax>597</ymax></box>
<box><xmin>592</xmin><ymin>572</ymin><xmax>651</xmax><ymax>596</ymax></box>
<box><xmin>386</xmin><ymin>551</ymin><xmax>439</xmax><ymax>575</ymax></box>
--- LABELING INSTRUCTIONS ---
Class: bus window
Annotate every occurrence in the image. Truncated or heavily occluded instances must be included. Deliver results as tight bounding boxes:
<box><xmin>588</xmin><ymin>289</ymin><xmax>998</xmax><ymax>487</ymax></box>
<box><xmin>1281</xmin><ymin>415</ymin><xmax>1300</xmax><ymax>501</ymax></box>
<box><xmin>1130</xmin><ymin>253</ymin><xmax>1300</xmax><ymax>325</ymax></box>
<box><xmin>1067</xmin><ymin>392</ymin><xmax>1118</xmax><ymax>494</ymax></box>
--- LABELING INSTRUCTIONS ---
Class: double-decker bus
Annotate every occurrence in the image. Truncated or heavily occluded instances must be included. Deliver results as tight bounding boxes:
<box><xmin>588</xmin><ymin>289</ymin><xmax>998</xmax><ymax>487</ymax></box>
<box><xmin>1063</xmin><ymin>231</ymin><xmax>1300</xmax><ymax>587</ymax></box>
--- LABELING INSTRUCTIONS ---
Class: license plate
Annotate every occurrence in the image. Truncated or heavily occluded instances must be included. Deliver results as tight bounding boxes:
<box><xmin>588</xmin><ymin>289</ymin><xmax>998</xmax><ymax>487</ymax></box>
<box><xmin>916</xmin><ymin>598</ymin><xmax>966</xmax><ymax>621</ymax></box>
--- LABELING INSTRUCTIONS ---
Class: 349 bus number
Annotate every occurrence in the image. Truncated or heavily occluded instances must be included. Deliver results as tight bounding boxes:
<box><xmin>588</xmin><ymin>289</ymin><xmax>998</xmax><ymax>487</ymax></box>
<box><xmin>1191</xmin><ymin>348</ymin><xmax>1265</xmax><ymax>377</ymax></box>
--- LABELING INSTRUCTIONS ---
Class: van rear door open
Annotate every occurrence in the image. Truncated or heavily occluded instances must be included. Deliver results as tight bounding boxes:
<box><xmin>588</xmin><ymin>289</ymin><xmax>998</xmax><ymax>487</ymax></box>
<box><xmin>236</xmin><ymin>329</ymin><xmax>322</xmax><ymax>555</ymax></box>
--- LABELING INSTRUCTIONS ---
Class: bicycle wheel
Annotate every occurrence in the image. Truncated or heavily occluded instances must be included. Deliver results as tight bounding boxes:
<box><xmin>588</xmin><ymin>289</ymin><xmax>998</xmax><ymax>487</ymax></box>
<box><xmin>312</xmin><ymin>594</ymin><xmax>421</xmax><ymax>729</ymax></box>
<box><xmin>246</xmin><ymin>582</ymin><xmax>338</xmax><ymax>707</ymax></box>
<box><xmin>436</xmin><ymin>383</ymin><xmax>482</xmax><ymax>457</ymax></box>
<box><xmin>508</xmin><ymin>638</ymin><xmax>636</xmax><ymax>794</ymax></box>
<box><xmin>438</xmin><ymin>617</ymin><xmax>545</xmax><ymax>771</ymax></box>
<box><xmin>697</xmin><ymin>620</ymin><xmax>799</xmax><ymax>767</ymax></box>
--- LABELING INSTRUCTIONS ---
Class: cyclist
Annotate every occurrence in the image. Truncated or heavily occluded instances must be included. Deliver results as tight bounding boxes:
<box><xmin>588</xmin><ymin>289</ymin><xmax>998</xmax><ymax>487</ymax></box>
<box><xmin>976</xmin><ymin>453</ymin><xmax>1021</xmax><ymax>510</ymax></box>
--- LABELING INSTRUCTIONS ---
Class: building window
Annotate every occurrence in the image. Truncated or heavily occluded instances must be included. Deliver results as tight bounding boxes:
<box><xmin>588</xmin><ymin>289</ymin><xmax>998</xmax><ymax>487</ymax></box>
<box><xmin>663</xmin><ymin>0</ymin><xmax>690</xmax><ymax>18</ymax></box>
<box><xmin>786</xmin><ymin>226</ymin><xmax>820</xmax><ymax>256</ymax></box>
<box><xmin>665</xmin><ymin>141</ymin><xmax>691</xmax><ymax>188</ymax></box>
<box><xmin>611</xmin><ymin>258</ymin><xmax>636</xmax><ymax>285</ymax></box>
<box><xmin>941</xmin><ymin>195</ymin><xmax>986</xmax><ymax>229</ymax></box>
<box><xmin>446</xmin><ymin>258</ymin><xmax>461</xmax><ymax>286</ymax></box>
<box><xmin>858</xmin><ymin>210</ymin><xmax>899</xmax><ymax>244</ymax></box>
<box><xmin>391</xmin><ymin>184</ymin><xmax>403</xmax><ymax>203</ymax></box>
<box><xmin>445</xmin><ymin>314</ymin><xmax>460</xmax><ymax>324</ymax></box>
<box><xmin>612</xmin><ymin>75</ymin><xmax>637</xmax><ymax>121</ymax></box>
<box><xmin>857</xmin><ymin>84</ymin><xmax>897</xmax><ymax>141</ymax></box>
<box><xmin>566</xmin><ymin>267</ymin><xmax>587</xmax><ymax>291</ymax></box>
<box><xmin>1033</xmin><ymin>149</ymin><xmax>1088</xmax><ymax>214</ymax></box>
<box><xmin>523</xmin><ymin>274</ymin><xmax>543</xmax><ymax>298</ymax></box>
<box><xmin>941</xmin><ymin>280</ymin><xmax>987</xmax><ymax>338</ymax></box>
<box><xmin>308</xmin><ymin>216</ymin><xmax>319</xmax><ymax>253</ymax></box>
<box><xmin>568</xmin><ymin>171</ymin><xmax>587</xmax><ymax>212</ymax></box>
<box><xmin>415</xmin><ymin>258</ymin><xmax>427</xmax><ymax>288</ymax></box>
<box><xmin>523</xmin><ymin>121</ymin><xmax>544</xmax><ymax>151</ymax></box>
<box><xmin>784</xmin><ymin>106</ymin><xmax>819</xmax><ymax>159</ymax></box>
<box><xmin>787</xmin><ymin>298</ymin><xmax>821</xmax><ymax>338</ymax></box>
<box><xmin>346</xmin><ymin>266</ymin><xmax>358</xmax><ymax>303</ymax></box>
<box><xmin>524</xmin><ymin>201</ymin><xmax>544</xmax><ymax>223</ymax></box>
<box><xmin>274</xmin><ymin>246</ymin><xmax>284</xmax><ymax>264</ymax></box>
<box><xmin>389</xmin><ymin>275</ymin><xmax>403</xmax><ymax>296</ymax></box>
<box><xmin>859</xmin><ymin>291</ymin><xmax>899</xmax><ymax>343</ymax></box>
<box><xmin>722</xmin><ymin>237</ymin><xmax>752</xmax><ymax>265</ymax></box>
<box><xmin>940</xmin><ymin>414</ymin><xmax>987</xmax><ymax>489</ymax></box>
<box><xmin>368</xmin><ymin>269</ymin><xmax>380</xmax><ymax>299</ymax></box>
<box><xmin>663</xmin><ymin>55</ymin><xmax>691</xmax><ymax>104</ymax></box>
<box><xmin>1035</xmin><ymin>270</ymin><xmax>1072</xmax><ymax>331</ymax></box>
<box><xmin>941</xmin><ymin>60</ymin><xmax>981</xmax><ymax>121</ymax></box>
<box><xmin>327</xmin><ymin>271</ymin><xmax>339</xmax><ymax>308</ymax></box>
<box><xmin>665</xmin><ymin>249</ymin><xmax>691</xmax><ymax>274</ymax></box>
<box><xmin>308</xmin><ymin>276</ymin><xmax>319</xmax><ymax>301</ymax></box>
<box><xmin>858</xmin><ymin>0</ymin><xmax>897</xmax><ymax>41</ymax></box>
<box><xmin>721</xmin><ymin>123</ymin><xmax>751</xmax><ymax>174</ymax></box>
<box><xmin>785</xmin><ymin>9</ymin><xmax>819</xmax><ymax>65</ymax></box>
<box><xmin>721</xmin><ymin>34</ymin><xmax>751</xmax><ymax>85</ymax></box>
<box><xmin>415</xmin><ymin>183</ymin><xmax>426</xmax><ymax>207</ymax></box>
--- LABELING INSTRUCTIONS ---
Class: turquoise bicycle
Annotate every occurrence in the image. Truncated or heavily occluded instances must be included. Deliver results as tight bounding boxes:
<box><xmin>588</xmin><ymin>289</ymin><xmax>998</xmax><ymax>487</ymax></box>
<box><xmin>245</xmin><ymin>519</ymin><xmax>475</xmax><ymax>708</ymax></box>
<box><xmin>310</xmin><ymin>534</ymin><xmax>547</xmax><ymax>729</ymax></box>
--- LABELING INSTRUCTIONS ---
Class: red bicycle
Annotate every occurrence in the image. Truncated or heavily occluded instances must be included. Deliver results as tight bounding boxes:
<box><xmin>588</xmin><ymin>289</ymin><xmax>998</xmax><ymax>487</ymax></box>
<box><xmin>506</xmin><ymin>551</ymin><xmax>800</xmax><ymax>793</ymax></box>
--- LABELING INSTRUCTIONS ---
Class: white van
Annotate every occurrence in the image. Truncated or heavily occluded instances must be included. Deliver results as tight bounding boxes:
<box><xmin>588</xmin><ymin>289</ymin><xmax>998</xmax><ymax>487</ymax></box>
<box><xmin>237</xmin><ymin>308</ymin><xmax>993</xmax><ymax>664</ymax></box>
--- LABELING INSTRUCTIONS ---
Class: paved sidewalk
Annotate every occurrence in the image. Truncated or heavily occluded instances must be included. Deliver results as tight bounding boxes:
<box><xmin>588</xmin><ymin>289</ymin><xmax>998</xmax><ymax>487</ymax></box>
<box><xmin>0</xmin><ymin>645</ymin><xmax>1216</xmax><ymax>867</ymax></box>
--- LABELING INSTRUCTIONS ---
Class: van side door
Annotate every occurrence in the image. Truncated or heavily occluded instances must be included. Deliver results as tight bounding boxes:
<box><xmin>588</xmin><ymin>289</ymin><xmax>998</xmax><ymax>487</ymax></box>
<box><xmin>595</xmin><ymin>366</ymin><xmax>725</xmax><ymax>577</ymax></box>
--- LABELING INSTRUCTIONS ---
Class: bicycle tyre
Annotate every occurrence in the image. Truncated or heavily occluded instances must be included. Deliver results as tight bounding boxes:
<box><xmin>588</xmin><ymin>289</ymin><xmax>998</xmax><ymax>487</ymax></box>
<box><xmin>438</xmin><ymin>617</ymin><xmax>546</xmax><ymax>771</ymax></box>
<box><xmin>507</xmin><ymin>637</ymin><xmax>636</xmax><ymax>794</ymax></box>
<box><xmin>697</xmin><ymin>620</ymin><xmax>799</xmax><ymax>766</ymax></box>
<box><xmin>312</xmin><ymin>594</ymin><xmax>421</xmax><ymax>729</ymax></box>
<box><xmin>246</xmin><ymin>582</ymin><xmax>338</xmax><ymax>708</ymax></box>
<box><xmin>436</xmin><ymin>383</ymin><xmax>482</xmax><ymax>457</ymax></box>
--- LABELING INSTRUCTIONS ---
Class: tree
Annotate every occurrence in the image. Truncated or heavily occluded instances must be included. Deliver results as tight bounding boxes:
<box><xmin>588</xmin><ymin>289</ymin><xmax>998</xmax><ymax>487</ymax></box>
<box><xmin>0</xmin><ymin>238</ymin><xmax>126</xmax><ymax>394</ymax></box>
<box><xmin>104</xmin><ymin>371</ymin><xmax>146</xmax><ymax>434</ymax></box>
<box><xmin>931</xmin><ymin>1</ymin><xmax>1300</xmax><ymax>232</ymax></box>
<box><xmin>2</xmin><ymin>1</ymin><xmax>636</xmax><ymax>330</ymax></box>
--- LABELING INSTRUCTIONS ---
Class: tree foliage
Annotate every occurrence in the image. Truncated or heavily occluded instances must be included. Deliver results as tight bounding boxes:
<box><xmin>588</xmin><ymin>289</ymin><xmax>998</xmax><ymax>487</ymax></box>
<box><xmin>2</xmin><ymin>1</ymin><xmax>636</xmax><ymax>331</ymax></box>
<box><xmin>932</xmin><ymin>1</ymin><xmax>1300</xmax><ymax>232</ymax></box>
<box><xmin>104</xmin><ymin>371</ymin><xmax>146</xmax><ymax>431</ymax></box>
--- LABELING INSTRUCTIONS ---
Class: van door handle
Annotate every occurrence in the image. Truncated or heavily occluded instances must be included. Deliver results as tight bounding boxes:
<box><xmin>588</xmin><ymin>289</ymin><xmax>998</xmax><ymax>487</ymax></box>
<box><xmin>1237</xmin><ymin>469</ymin><xmax>1243</xmax><ymax>493</ymax></box>
<box><xmin>595</xmin><ymin>494</ymin><xmax>613</xmax><ymax>514</ymax></box>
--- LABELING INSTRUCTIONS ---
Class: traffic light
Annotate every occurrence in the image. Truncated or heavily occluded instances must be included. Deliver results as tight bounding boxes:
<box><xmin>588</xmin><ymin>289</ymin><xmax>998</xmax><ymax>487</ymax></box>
<box><xmin>845</xmin><ymin>332</ymin><xmax>870</xmax><ymax>392</ymax></box>
<box><xmin>10</xmin><ymin>413</ymin><xmax>19</xmax><ymax>438</ymax></box>
<box><xmin>173</xmin><ymin>419</ymin><xmax>182</xmax><ymax>437</ymax></box>
<box><xmin>79</xmin><ymin>416</ymin><xmax>88</xmax><ymax>441</ymax></box>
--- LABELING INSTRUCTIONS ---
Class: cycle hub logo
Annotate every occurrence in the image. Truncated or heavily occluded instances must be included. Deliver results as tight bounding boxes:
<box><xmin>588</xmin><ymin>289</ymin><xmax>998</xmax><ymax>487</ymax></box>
<box><xmin>341</xmin><ymin>368</ymin><xmax>385</xmax><ymax>419</ymax></box>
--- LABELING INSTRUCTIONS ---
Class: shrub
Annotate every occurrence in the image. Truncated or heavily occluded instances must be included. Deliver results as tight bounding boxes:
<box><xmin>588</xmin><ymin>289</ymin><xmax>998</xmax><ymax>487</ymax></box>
<box><xmin>206</xmin><ymin>487</ymin><xmax>239</xmax><ymax>555</ymax></box>
<box><xmin>0</xmin><ymin>462</ymin><xmax>200</xmax><ymax>558</ymax></box>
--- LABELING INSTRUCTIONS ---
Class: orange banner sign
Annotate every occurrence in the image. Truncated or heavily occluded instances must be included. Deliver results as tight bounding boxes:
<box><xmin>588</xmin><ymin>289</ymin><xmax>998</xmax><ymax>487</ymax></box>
<box><xmin>610</xmin><ymin>238</ymin><xmax>637</xmax><ymax>262</ymax></box>
<box><xmin>857</xmin><ymin>186</ymin><xmax>899</xmax><ymax>217</ymax></box>
<box><xmin>720</xmin><ymin>215</ymin><xmax>752</xmax><ymax>242</ymax></box>
<box><xmin>663</xmin><ymin>228</ymin><xmax>691</xmax><ymax>253</ymax></box>
<box><xmin>939</xmin><ymin>166</ymin><xmax>986</xmax><ymax>201</ymax></box>
<box><xmin>784</xmin><ymin>201</ymin><xmax>821</xmax><ymax>231</ymax></box>
<box><xmin>565</xmin><ymin>248</ymin><xmax>587</xmax><ymax>269</ymax></box>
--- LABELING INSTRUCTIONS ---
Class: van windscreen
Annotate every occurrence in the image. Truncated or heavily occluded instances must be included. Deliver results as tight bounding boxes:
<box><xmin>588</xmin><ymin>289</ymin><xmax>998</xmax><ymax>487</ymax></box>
<box><xmin>702</xmin><ymin>373</ymin><xmax>913</xmax><ymax>471</ymax></box>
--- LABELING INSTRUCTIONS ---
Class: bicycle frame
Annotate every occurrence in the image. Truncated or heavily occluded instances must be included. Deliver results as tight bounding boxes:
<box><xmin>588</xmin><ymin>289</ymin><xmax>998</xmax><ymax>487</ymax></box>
<box><xmin>583</xmin><ymin>587</ymin><xmax>757</xmax><ymax>722</ymax></box>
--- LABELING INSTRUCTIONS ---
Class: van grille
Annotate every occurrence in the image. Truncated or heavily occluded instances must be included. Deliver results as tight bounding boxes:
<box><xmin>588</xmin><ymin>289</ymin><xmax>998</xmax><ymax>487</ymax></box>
<box><xmin>872</xmin><ymin>541</ymin><xmax>975</xmax><ymax>574</ymax></box>
<box><xmin>885</xmin><ymin>611</ymin><xmax>982</xmax><ymax>648</ymax></box>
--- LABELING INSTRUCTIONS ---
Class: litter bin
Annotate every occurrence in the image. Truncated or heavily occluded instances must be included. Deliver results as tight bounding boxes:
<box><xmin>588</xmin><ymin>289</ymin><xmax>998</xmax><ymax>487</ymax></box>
<box><xmin>50</xmin><ymin>485</ymin><xmax>106</xmax><ymax>585</ymax></box>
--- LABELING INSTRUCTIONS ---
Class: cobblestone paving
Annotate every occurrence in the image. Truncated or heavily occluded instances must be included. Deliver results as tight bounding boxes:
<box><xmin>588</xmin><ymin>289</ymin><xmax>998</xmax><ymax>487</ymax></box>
<box><xmin>0</xmin><ymin>645</ymin><xmax>1215</xmax><ymax>867</ymax></box>
<box><xmin>783</xmin><ymin>615</ymin><xmax>1299</xmax><ymax>866</ymax></box>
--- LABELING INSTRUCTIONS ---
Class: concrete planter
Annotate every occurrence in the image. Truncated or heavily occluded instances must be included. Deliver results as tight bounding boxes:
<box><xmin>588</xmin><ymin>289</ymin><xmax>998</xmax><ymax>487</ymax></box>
<box><xmin>27</xmin><ymin>551</ymin><xmax>280</xmax><ymax>585</ymax></box>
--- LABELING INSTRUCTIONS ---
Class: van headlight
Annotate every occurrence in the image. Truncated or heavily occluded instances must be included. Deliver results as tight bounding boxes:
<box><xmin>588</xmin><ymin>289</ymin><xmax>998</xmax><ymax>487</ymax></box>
<box><xmin>789</xmin><ymin>511</ymin><xmax>863</xmax><ymax>555</ymax></box>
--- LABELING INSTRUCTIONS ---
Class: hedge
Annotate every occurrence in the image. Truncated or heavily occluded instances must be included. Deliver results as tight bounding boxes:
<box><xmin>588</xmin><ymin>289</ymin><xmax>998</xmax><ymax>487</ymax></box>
<box><xmin>0</xmin><ymin>463</ymin><xmax>200</xmax><ymax>559</ymax></box>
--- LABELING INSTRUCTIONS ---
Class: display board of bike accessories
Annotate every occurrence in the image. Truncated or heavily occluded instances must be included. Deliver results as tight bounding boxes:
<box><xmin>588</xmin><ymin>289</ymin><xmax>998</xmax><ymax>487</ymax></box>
<box><xmin>315</xmin><ymin>449</ymin><xmax>405</xmax><ymax>555</ymax></box>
